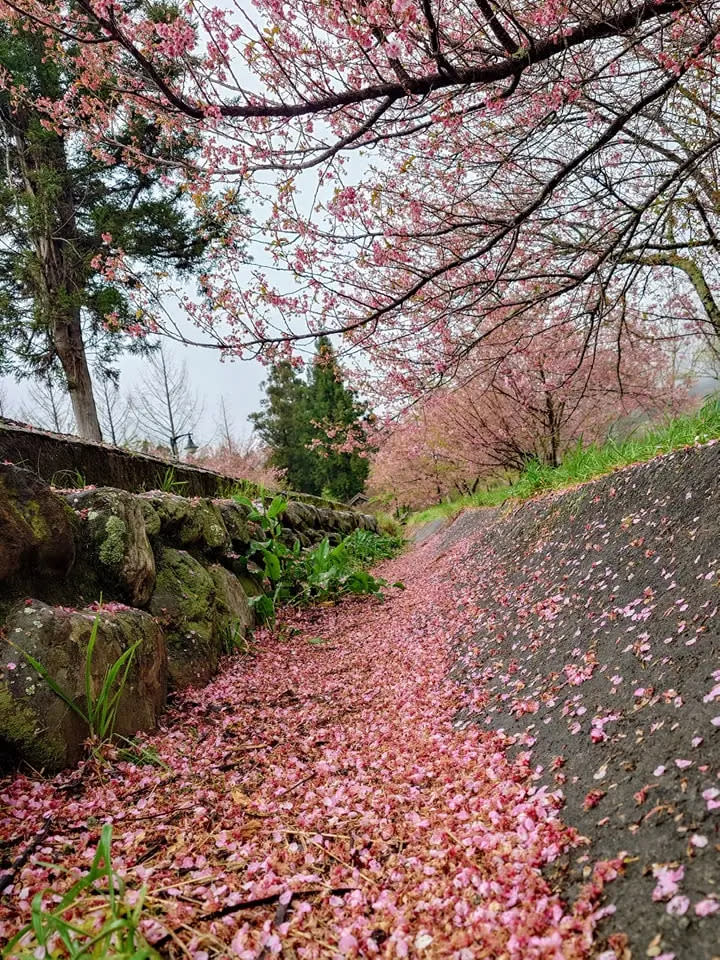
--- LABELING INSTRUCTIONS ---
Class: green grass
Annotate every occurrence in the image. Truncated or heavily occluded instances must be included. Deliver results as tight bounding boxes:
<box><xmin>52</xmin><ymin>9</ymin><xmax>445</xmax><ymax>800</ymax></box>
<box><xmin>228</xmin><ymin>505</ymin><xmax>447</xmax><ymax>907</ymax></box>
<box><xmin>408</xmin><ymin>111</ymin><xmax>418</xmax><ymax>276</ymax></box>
<box><xmin>2</xmin><ymin>825</ymin><xmax>156</xmax><ymax>959</ymax></box>
<box><xmin>407</xmin><ymin>395</ymin><xmax>720</xmax><ymax>526</ymax></box>
<box><xmin>14</xmin><ymin>614</ymin><xmax>142</xmax><ymax>749</ymax></box>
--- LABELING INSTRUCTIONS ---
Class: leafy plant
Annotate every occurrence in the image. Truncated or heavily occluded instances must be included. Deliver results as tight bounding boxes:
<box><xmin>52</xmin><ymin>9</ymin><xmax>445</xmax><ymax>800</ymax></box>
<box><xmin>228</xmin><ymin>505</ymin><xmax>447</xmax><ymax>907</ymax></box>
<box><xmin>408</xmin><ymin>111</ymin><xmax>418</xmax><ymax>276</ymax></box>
<box><xmin>2</xmin><ymin>825</ymin><xmax>157</xmax><ymax>959</ymax></box>
<box><xmin>333</xmin><ymin>528</ymin><xmax>404</xmax><ymax>568</ymax></box>
<box><xmin>156</xmin><ymin>466</ymin><xmax>188</xmax><ymax>494</ymax></box>
<box><xmin>232</xmin><ymin>493</ymin><xmax>403</xmax><ymax>624</ymax></box>
<box><xmin>219</xmin><ymin>618</ymin><xmax>251</xmax><ymax>655</ymax></box>
<box><xmin>16</xmin><ymin>615</ymin><xmax>142</xmax><ymax>745</ymax></box>
<box><xmin>50</xmin><ymin>467</ymin><xmax>88</xmax><ymax>490</ymax></box>
<box><xmin>115</xmin><ymin>739</ymin><xmax>169</xmax><ymax>771</ymax></box>
<box><xmin>216</xmin><ymin>477</ymin><xmax>272</xmax><ymax>500</ymax></box>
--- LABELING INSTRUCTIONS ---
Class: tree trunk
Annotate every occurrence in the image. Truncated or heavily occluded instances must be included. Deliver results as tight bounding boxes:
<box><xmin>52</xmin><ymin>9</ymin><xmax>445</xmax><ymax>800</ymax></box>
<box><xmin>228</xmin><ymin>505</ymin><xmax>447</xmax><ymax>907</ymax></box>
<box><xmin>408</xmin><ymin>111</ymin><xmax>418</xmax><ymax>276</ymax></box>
<box><xmin>12</xmin><ymin>106</ymin><xmax>103</xmax><ymax>441</ymax></box>
<box><xmin>53</xmin><ymin>306</ymin><xmax>102</xmax><ymax>440</ymax></box>
<box><xmin>545</xmin><ymin>390</ymin><xmax>560</xmax><ymax>469</ymax></box>
<box><xmin>626</xmin><ymin>252</ymin><xmax>720</xmax><ymax>342</ymax></box>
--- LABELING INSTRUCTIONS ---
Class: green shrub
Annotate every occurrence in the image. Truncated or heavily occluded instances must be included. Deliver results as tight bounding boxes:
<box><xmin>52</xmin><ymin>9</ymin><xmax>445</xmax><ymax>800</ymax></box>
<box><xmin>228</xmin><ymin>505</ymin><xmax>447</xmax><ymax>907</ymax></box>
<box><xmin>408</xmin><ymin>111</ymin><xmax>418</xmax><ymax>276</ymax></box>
<box><xmin>332</xmin><ymin>528</ymin><xmax>404</xmax><ymax>568</ymax></box>
<box><xmin>233</xmin><ymin>495</ymin><xmax>404</xmax><ymax>625</ymax></box>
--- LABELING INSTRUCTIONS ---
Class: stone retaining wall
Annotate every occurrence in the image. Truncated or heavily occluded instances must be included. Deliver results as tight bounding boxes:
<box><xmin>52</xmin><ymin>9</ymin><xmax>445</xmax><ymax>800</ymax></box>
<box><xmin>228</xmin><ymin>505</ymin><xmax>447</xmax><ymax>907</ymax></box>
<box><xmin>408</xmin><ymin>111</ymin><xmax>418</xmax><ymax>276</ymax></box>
<box><xmin>0</xmin><ymin>463</ymin><xmax>376</xmax><ymax>772</ymax></box>
<box><xmin>0</xmin><ymin>419</ymin><xmax>347</xmax><ymax>508</ymax></box>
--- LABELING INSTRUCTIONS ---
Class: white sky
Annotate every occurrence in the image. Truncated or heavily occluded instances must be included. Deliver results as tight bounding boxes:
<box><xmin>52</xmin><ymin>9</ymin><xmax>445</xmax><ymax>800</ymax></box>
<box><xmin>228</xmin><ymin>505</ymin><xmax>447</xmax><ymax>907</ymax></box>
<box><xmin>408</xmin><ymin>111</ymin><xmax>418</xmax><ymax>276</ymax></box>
<box><xmin>0</xmin><ymin>339</ymin><xmax>268</xmax><ymax>445</ymax></box>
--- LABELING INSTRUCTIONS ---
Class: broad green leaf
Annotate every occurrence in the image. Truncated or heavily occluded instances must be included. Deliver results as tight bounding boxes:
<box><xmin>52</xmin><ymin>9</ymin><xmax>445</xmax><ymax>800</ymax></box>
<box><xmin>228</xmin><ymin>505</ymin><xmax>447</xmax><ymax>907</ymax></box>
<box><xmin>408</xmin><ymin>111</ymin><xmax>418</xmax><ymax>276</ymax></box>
<box><xmin>266</xmin><ymin>496</ymin><xmax>288</xmax><ymax>519</ymax></box>
<box><xmin>262</xmin><ymin>549</ymin><xmax>282</xmax><ymax>581</ymax></box>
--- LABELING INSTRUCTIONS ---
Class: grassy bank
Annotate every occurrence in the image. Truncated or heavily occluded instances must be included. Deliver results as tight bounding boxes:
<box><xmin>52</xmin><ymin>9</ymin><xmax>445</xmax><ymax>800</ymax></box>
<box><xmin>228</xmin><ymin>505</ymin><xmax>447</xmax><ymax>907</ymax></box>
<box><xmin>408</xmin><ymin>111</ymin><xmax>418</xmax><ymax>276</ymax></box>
<box><xmin>408</xmin><ymin>395</ymin><xmax>720</xmax><ymax>527</ymax></box>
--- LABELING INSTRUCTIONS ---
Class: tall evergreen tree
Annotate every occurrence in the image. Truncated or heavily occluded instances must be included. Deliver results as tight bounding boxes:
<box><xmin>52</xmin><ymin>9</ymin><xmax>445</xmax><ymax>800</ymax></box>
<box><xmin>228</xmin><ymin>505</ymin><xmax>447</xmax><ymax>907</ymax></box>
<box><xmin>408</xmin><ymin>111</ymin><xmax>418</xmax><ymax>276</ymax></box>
<box><xmin>249</xmin><ymin>362</ymin><xmax>319</xmax><ymax>494</ymax></box>
<box><xmin>306</xmin><ymin>337</ymin><xmax>371</xmax><ymax>501</ymax></box>
<box><xmin>0</xmin><ymin>12</ymin><xmax>242</xmax><ymax>439</ymax></box>
<box><xmin>250</xmin><ymin>340</ymin><xmax>372</xmax><ymax>499</ymax></box>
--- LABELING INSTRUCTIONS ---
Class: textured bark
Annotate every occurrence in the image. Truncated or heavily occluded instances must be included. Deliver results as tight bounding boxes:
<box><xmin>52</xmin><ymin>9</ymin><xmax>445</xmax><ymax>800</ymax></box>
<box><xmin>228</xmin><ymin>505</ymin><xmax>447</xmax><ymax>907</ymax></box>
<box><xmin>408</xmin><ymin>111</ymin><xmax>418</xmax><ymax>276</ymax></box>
<box><xmin>11</xmin><ymin>109</ymin><xmax>102</xmax><ymax>440</ymax></box>
<box><xmin>629</xmin><ymin>252</ymin><xmax>720</xmax><ymax>339</ymax></box>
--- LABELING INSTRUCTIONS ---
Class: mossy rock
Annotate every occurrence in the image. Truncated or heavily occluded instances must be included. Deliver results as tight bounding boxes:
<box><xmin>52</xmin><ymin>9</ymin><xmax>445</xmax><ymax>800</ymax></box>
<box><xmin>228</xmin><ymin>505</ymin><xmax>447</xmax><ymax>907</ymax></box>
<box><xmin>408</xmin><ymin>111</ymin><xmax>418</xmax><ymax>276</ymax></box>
<box><xmin>149</xmin><ymin>548</ymin><xmax>221</xmax><ymax>690</ymax></box>
<box><xmin>220</xmin><ymin>558</ymin><xmax>263</xmax><ymax>598</ymax></box>
<box><xmin>314</xmin><ymin>506</ymin><xmax>341</xmax><ymax>532</ymax></box>
<box><xmin>356</xmin><ymin>512</ymin><xmax>378</xmax><ymax>532</ymax></box>
<box><xmin>283</xmin><ymin>501</ymin><xmax>318</xmax><ymax>531</ymax></box>
<box><xmin>216</xmin><ymin>499</ymin><xmax>252</xmax><ymax>549</ymax></box>
<box><xmin>236</xmin><ymin>571</ymin><xmax>263</xmax><ymax>599</ymax></box>
<box><xmin>334</xmin><ymin>510</ymin><xmax>357</xmax><ymax>535</ymax></box>
<box><xmin>0</xmin><ymin>464</ymin><xmax>76</xmax><ymax>583</ymax></box>
<box><xmin>66</xmin><ymin>488</ymin><xmax>155</xmax><ymax>607</ymax></box>
<box><xmin>138</xmin><ymin>499</ymin><xmax>162</xmax><ymax>538</ymax></box>
<box><xmin>141</xmin><ymin>493</ymin><xmax>229</xmax><ymax>552</ymax></box>
<box><xmin>208</xmin><ymin>564</ymin><xmax>254</xmax><ymax>651</ymax></box>
<box><xmin>0</xmin><ymin>601</ymin><xmax>167</xmax><ymax>773</ymax></box>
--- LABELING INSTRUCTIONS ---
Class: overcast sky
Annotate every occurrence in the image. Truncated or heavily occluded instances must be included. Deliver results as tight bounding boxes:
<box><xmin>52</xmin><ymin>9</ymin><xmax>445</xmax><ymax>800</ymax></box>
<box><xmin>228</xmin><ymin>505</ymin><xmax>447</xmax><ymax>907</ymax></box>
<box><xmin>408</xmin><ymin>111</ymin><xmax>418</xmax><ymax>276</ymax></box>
<box><xmin>1</xmin><ymin>337</ymin><xmax>268</xmax><ymax>446</ymax></box>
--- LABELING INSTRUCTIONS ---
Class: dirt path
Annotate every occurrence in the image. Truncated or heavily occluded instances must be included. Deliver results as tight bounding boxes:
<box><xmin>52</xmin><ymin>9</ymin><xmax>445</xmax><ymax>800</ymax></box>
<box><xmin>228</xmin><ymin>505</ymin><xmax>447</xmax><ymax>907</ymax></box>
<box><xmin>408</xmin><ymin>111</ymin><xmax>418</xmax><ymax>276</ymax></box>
<box><xmin>1</xmin><ymin>534</ymin><xmax>610</xmax><ymax>959</ymax></box>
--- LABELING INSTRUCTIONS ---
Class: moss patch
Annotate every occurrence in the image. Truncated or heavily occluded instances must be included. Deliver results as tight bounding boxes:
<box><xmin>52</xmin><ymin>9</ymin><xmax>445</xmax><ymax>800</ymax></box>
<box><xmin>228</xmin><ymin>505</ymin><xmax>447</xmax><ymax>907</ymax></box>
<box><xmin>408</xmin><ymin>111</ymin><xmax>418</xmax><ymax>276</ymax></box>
<box><xmin>150</xmin><ymin>549</ymin><xmax>219</xmax><ymax>689</ymax></box>
<box><xmin>99</xmin><ymin>514</ymin><xmax>128</xmax><ymax>567</ymax></box>
<box><xmin>0</xmin><ymin>682</ymin><xmax>64</xmax><ymax>769</ymax></box>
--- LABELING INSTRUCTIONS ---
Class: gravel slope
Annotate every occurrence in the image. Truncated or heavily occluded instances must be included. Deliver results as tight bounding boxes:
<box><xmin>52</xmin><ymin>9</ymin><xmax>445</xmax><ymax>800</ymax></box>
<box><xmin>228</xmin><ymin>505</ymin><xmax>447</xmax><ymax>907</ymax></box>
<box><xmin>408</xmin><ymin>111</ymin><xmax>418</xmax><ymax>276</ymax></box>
<box><xmin>443</xmin><ymin>443</ymin><xmax>720</xmax><ymax>959</ymax></box>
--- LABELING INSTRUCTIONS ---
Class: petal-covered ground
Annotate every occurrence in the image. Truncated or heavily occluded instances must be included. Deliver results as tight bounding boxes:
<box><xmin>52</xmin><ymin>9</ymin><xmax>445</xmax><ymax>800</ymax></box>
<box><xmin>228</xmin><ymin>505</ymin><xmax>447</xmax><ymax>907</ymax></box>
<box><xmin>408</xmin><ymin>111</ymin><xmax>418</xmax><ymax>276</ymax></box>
<box><xmin>1</xmin><ymin>442</ymin><xmax>719</xmax><ymax>959</ymax></box>
<box><xmin>446</xmin><ymin>443</ymin><xmax>720</xmax><ymax>959</ymax></box>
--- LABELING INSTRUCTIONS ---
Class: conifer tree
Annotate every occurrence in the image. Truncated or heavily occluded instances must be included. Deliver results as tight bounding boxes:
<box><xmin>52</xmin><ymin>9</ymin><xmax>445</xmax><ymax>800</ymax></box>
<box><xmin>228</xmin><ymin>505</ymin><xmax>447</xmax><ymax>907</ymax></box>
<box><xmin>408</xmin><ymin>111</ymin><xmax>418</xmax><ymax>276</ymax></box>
<box><xmin>0</xmin><ymin>14</ymin><xmax>242</xmax><ymax>439</ymax></box>
<box><xmin>249</xmin><ymin>362</ymin><xmax>319</xmax><ymax>495</ymax></box>
<box><xmin>250</xmin><ymin>341</ymin><xmax>373</xmax><ymax>499</ymax></box>
<box><xmin>306</xmin><ymin>337</ymin><xmax>371</xmax><ymax>501</ymax></box>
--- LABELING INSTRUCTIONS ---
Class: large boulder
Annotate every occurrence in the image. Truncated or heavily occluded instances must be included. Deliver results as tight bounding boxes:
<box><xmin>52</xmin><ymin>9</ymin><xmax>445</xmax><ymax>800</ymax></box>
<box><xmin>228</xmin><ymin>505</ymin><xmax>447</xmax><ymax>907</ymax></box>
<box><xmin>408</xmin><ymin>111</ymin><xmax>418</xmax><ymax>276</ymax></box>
<box><xmin>149</xmin><ymin>548</ymin><xmax>221</xmax><ymax>690</ymax></box>
<box><xmin>215</xmin><ymin>499</ymin><xmax>252</xmax><ymax>550</ymax></box>
<box><xmin>0</xmin><ymin>464</ymin><xmax>75</xmax><ymax>584</ymax></box>
<box><xmin>334</xmin><ymin>510</ymin><xmax>357</xmax><ymax>535</ymax></box>
<box><xmin>0</xmin><ymin>601</ymin><xmax>167</xmax><ymax>772</ymax></box>
<box><xmin>314</xmin><ymin>506</ymin><xmax>342</xmax><ymax>533</ymax></box>
<box><xmin>283</xmin><ymin>500</ymin><xmax>318</xmax><ymax>532</ymax></box>
<box><xmin>356</xmin><ymin>512</ymin><xmax>378</xmax><ymax>532</ymax></box>
<box><xmin>140</xmin><ymin>493</ymin><xmax>229</xmax><ymax>553</ymax></box>
<box><xmin>220</xmin><ymin>558</ymin><xmax>264</xmax><ymax>600</ymax></box>
<box><xmin>66</xmin><ymin>488</ymin><xmax>156</xmax><ymax>607</ymax></box>
<box><xmin>208</xmin><ymin>564</ymin><xmax>254</xmax><ymax>651</ymax></box>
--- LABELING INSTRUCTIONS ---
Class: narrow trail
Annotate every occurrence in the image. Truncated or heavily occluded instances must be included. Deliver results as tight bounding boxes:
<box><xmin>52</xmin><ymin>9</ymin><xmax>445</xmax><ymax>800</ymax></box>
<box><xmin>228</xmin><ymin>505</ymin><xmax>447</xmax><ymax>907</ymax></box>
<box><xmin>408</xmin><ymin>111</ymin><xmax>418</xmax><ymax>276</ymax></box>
<box><xmin>0</xmin><ymin>530</ymin><xmax>609</xmax><ymax>959</ymax></box>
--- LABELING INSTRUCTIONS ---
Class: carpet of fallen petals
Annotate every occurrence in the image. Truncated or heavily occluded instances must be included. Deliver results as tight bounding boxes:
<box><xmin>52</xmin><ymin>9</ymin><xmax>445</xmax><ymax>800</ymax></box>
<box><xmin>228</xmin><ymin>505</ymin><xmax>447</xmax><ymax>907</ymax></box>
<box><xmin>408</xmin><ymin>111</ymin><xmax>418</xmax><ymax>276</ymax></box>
<box><xmin>0</xmin><ymin>530</ymin><xmax>614</xmax><ymax>959</ymax></box>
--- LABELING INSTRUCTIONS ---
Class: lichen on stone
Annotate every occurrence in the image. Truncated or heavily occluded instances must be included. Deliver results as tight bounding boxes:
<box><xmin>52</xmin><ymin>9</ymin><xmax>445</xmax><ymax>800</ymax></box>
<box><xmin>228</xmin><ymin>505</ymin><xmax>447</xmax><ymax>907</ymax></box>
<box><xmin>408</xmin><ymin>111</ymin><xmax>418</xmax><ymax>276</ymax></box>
<box><xmin>98</xmin><ymin>514</ymin><xmax>127</xmax><ymax>567</ymax></box>
<box><xmin>0</xmin><ymin>682</ymin><xmax>63</xmax><ymax>769</ymax></box>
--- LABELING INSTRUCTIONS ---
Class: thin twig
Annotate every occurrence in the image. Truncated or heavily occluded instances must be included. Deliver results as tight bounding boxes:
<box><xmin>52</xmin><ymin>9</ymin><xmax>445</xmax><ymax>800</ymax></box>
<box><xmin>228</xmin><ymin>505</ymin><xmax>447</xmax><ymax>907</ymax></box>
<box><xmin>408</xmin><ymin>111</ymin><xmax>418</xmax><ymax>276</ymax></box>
<box><xmin>151</xmin><ymin>887</ymin><xmax>356</xmax><ymax>947</ymax></box>
<box><xmin>0</xmin><ymin>819</ymin><xmax>53</xmax><ymax>896</ymax></box>
<box><xmin>276</xmin><ymin>773</ymin><xmax>315</xmax><ymax>798</ymax></box>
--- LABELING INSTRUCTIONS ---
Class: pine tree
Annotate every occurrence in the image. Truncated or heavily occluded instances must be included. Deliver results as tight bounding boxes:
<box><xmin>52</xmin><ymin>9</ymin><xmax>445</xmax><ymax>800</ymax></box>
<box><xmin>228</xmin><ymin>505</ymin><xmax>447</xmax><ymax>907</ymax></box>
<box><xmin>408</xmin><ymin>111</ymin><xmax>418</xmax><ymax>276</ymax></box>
<box><xmin>250</xmin><ymin>342</ymin><xmax>373</xmax><ymax>499</ymax></box>
<box><xmin>0</xmin><ymin>13</ymin><xmax>243</xmax><ymax>439</ymax></box>
<box><xmin>249</xmin><ymin>362</ymin><xmax>320</xmax><ymax>494</ymax></box>
<box><xmin>306</xmin><ymin>337</ymin><xmax>371</xmax><ymax>501</ymax></box>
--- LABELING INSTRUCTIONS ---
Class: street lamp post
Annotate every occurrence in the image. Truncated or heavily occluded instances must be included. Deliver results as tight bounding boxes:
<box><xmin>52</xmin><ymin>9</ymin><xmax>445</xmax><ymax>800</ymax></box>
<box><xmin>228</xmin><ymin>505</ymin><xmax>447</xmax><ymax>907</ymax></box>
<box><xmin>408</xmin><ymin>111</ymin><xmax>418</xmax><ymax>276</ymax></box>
<box><xmin>170</xmin><ymin>432</ymin><xmax>198</xmax><ymax>459</ymax></box>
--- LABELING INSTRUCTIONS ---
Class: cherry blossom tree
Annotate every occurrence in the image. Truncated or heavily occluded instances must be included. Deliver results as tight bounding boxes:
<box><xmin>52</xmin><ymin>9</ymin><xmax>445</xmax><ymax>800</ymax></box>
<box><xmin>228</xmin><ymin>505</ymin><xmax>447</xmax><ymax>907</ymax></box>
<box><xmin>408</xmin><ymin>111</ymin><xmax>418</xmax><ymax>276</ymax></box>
<box><xmin>369</xmin><ymin>320</ymin><xmax>691</xmax><ymax>508</ymax></box>
<box><xmin>194</xmin><ymin>435</ymin><xmax>281</xmax><ymax>488</ymax></box>
<box><xmin>0</xmin><ymin>0</ymin><xmax>717</xmax><ymax>395</ymax></box>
